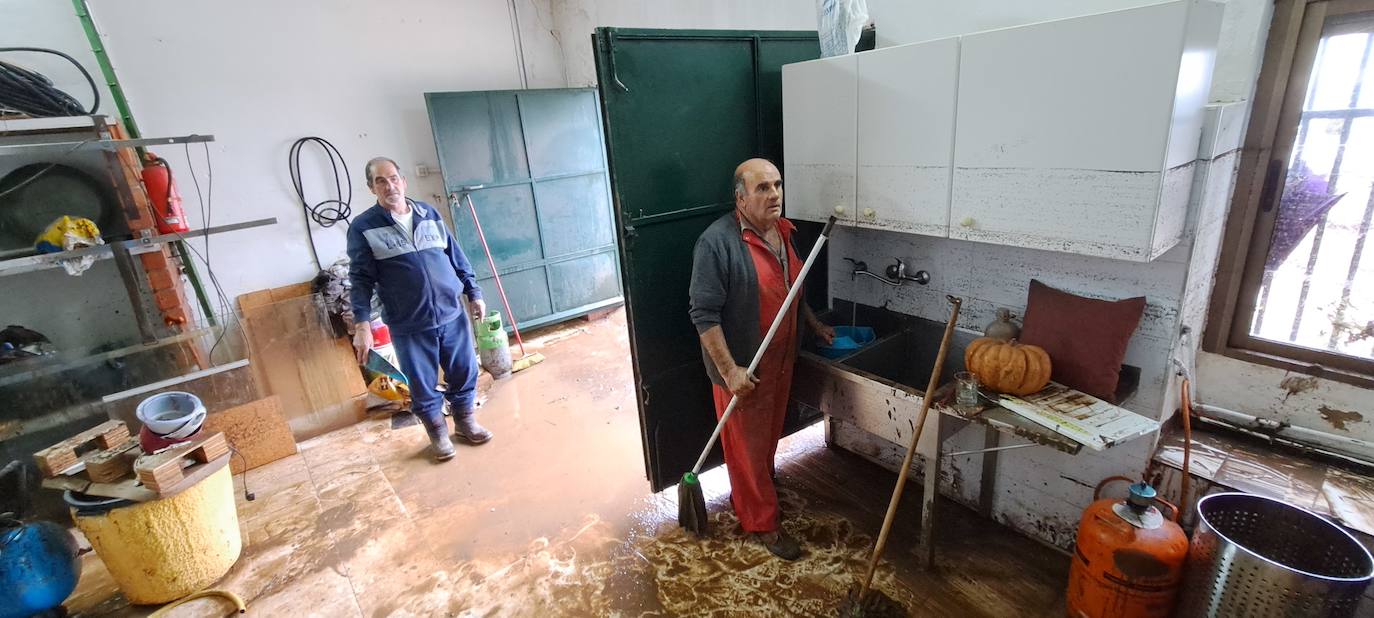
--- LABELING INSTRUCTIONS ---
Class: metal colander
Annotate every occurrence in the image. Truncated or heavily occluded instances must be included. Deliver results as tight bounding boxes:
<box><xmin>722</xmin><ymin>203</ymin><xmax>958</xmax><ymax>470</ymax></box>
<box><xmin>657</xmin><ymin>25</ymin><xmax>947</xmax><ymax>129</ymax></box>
<box><xmin>1175</xmin><ymin>492</ymin><xmax>1374</xmax><ymax>617</ymax></box>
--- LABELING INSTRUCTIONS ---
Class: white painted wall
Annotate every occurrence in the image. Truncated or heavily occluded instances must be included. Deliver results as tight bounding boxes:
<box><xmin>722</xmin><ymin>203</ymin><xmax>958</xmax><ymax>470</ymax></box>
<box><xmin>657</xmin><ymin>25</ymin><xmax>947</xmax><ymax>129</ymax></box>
<box><xmin>8</xmin><ymin>0</ymin><xmax>820</xmax><ymax>304</ymax></box>
<box><xmin>550</xmin><ymin>0</ymin><xmax>818</xmax><ymax>87</ymax></box>
<box><xmin>92</xmin><ymin>0</ymin><xmax>568</xmax><ymax>303</ymax></box>
<box><xmin>4</xmin><ymin>0</ymin><xmax>567</xmax><ymax>305</ymax></box>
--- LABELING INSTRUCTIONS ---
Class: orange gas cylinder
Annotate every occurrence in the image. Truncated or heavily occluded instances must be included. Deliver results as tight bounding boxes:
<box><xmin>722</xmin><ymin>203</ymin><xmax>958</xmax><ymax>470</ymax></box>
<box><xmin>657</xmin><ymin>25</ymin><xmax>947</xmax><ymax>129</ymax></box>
<box><xmin>1066</xmin><ymin>477</ymin><xmax>1188</xmax><ymax>618</ymax></box>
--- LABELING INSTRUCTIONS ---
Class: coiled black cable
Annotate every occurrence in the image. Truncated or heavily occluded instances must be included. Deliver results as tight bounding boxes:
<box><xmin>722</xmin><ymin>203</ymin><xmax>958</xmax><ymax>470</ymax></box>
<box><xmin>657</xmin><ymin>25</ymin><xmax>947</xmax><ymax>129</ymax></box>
<box><xmin>288</xmin><ymin>136</ymin><xmax>352</xmax><ymax>270</ymax></box>
<box><xmin>0</xmin><ymin>47</ymin><xmax>99</xmax><ymax>117</ymax></box>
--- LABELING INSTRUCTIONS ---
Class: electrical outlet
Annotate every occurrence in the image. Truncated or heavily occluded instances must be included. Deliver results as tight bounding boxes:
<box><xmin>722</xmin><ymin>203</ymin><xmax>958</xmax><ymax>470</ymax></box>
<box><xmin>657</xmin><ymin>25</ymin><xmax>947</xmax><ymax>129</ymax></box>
<box><xmin>415</xmin><ymin>164</ymin><xmax>430</xmax><ymax>178</ymax></box>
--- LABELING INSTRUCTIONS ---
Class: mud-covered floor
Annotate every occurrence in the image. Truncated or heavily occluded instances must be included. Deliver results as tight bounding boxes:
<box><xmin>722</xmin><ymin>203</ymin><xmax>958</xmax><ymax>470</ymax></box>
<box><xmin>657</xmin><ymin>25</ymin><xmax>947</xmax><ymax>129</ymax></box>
<box><xmin>65</xmin><ymin>309</ymin><xmax>1069</xmax><ymax>617</ymax></box>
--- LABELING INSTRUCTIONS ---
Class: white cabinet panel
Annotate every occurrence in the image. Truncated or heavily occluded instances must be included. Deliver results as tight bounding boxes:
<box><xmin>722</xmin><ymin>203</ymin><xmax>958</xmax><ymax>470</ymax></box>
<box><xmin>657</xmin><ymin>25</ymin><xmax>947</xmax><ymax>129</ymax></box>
<box><xmin>951</xmin><ymin>0</ymin><xmax>1222</xmax><ymax>261</ymax></box>
<box><xmin>856</xmin><ymin>37</ymin><xmax>959</xmax><ymax>237</ymax></box>
<box><xmin>783</xmin><ymin>55</ymin><xmax>857</xmax><ymax>225</ymax></box>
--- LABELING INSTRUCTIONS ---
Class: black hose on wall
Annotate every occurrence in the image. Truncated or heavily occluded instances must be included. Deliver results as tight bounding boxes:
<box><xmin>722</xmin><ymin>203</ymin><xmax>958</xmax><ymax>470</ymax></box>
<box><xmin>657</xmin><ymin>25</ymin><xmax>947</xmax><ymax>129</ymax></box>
<box><xmin>0</xmin><ymin>47</ymin><xmax>100</xmax><ymax>118</ymax></box>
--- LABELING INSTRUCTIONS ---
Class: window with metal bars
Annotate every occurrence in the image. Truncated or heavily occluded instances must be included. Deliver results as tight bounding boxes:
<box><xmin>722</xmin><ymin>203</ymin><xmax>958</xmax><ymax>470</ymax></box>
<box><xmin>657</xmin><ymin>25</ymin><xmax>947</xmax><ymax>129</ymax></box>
<box><xmin>1211</xmin><ymin>0</ymin><xmax>1374</xmax><ymax>387</ymax></box>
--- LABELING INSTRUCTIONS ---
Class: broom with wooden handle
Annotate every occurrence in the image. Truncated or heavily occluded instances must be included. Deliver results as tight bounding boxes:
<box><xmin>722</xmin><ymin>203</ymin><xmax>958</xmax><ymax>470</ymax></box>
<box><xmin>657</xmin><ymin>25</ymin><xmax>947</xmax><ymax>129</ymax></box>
<box><xmin>841</xmin><ymin>294</ymin><xmax>962</xmax><ymax>618</ymax></box>
<box><xmin>679</xmin><ymin>215</ymin><xmax>838</xmax><ymax>534</ymax></box>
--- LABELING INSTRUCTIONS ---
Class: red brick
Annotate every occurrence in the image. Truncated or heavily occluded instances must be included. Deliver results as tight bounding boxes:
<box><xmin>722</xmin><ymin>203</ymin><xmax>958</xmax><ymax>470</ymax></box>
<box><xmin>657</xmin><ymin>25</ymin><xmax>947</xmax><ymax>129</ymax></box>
<box><xmin>147</xmin><ymin>267</ymin><xmax>178</xmax><ymax>291</ymax></box>
<box><xmin>140</xmin><ymin>251</ymin><xmax>170</xmax><ymax>271</ymax></box>
<box><xmin>154</xmin><ymin>288</ymin><xmax>182</xmax><ymax>311</ymax></box>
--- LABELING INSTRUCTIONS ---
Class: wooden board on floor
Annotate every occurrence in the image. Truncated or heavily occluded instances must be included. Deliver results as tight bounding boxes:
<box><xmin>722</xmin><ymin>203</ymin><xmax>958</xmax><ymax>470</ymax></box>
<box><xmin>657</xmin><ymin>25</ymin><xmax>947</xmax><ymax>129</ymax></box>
<box><xmin>203</xmin><ymin>395</ymin><xmax>297</xmax><ymax>474</ymax></box>
<box><xmin>237</xmin><ymin>284</ymin><xmax>367</xmax><ymax>441</ymax></box>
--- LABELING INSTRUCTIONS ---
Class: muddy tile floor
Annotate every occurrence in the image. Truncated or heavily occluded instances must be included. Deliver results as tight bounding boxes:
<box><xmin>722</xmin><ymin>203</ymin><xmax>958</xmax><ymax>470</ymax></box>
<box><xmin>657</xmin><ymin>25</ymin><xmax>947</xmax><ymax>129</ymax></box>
<box><xmin>65</xmin><ymin>309</ymin><xmax>1069</xmax><ymax>617</ymax></box>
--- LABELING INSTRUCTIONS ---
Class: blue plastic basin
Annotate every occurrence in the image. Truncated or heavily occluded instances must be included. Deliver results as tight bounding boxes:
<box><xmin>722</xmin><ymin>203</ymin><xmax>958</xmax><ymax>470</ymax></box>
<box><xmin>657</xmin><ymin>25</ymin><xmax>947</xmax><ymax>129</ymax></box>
<box><xmin>817</xmin><ymin>326</ymin><xmax>876</xmax><ymax>359</ymax></box>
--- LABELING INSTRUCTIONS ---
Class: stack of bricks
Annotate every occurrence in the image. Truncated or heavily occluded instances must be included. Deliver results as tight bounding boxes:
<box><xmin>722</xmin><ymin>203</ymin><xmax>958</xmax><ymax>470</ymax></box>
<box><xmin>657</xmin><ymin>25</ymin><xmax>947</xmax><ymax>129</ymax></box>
<box><xmin>110</xmin><ymin>122</ymin><xmax>192</xmax><ymax>327</ymax></box>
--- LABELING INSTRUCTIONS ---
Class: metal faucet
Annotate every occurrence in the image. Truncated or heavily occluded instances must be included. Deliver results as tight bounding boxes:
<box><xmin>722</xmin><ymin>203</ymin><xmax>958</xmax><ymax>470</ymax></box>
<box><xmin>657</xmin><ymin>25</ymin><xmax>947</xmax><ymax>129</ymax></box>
<box><xmin>843</xmin><ymin>258</ymin><xmax>930</xmax><ymax>287</ymax></box>
<box><xmin>886</xmin><ymin>258</ymin><xmax>930</xmax><ymax>285</ymax></box>
<box><xmin>844</xmin><ymin>258</ymin><xmax>898</xmax><ymax>286</ymax></box>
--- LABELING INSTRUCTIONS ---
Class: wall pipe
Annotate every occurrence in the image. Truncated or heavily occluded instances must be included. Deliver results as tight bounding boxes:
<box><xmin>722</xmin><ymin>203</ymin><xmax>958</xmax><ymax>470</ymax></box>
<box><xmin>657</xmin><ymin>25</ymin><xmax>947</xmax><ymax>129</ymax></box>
<box><xmin>1192</xmin><ymin>401</ymin><xmax>1374</xmax><ymax>464</ymax></box>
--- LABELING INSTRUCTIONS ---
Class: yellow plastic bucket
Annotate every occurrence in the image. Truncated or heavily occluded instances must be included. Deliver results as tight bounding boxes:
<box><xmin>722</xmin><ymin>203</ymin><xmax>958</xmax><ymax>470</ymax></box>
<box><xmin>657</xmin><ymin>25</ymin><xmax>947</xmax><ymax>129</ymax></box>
<box><xmin>69</xmin><ymin>465</ymin><xmax>241</xmax><ymax>604</ymax></box>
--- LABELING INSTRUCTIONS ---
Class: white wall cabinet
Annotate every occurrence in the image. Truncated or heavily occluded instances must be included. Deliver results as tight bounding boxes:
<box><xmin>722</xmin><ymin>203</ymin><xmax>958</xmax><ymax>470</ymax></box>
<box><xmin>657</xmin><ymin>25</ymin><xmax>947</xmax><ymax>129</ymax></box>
<box><xmin>855</xmin><ymin>37</ymin><xmax>959</xmax><ymax>236</ymax></box>
<box><xmin>950</xmin><ymin>0</ymin><xmax>1222</xmax><ymax>261</ymax></box>
<box><xmin>782</xmin><ymin>54</ymin><xmax>857</xmax><ymax>225</ymax></box>
<box><xmin>782</xmin><ymin>0</ymin><xmax>1222</xmax><ymax>262</ymax></box>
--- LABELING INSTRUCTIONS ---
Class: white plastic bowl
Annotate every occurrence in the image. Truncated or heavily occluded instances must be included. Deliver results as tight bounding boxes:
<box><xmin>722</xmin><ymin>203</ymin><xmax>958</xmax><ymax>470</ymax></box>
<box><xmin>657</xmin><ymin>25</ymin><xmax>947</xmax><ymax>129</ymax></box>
<box><xmin>135</xmin><ymin>391</ymin><xmax>206</xmax><ymax>439</ymax></box>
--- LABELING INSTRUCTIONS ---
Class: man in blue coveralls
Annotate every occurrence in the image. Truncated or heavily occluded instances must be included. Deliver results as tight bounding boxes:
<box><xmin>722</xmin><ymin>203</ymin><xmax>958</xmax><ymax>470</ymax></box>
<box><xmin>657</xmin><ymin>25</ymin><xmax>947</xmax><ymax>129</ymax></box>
<box><xmin>347</xmin><ymin>157</ymin><xmax>493</xmax><ymax>461</ymax></box>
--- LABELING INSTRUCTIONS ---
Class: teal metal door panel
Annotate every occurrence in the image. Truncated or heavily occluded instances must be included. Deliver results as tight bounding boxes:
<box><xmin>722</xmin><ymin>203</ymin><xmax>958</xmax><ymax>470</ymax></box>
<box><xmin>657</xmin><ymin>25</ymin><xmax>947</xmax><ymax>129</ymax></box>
<box><xmin>519</xmin><ymin>93</ymin><xmax>608</xmax><ymax>177</ymax></box>
<box><xmin>425</xmin><ymin>93</ymin><xmax>530</xmax><ymax>186</ymax></box>
<box><xmin>549</xmin><ymin>253</ymin><xmax>620</xmax><ymax>311</ymax></box>
<box><xmin>534</xmin><ymin>174</ymin><xmax>615</xmax><ymax>255</ymax></box>
<box><xmin>427</xmin><ymin>88</ymin><xmax>622</xmax><ymax>331</ymax></box>
<box><xmin>594</xmin><ymin>28</ymin><xmax>822</xmax><ymax>492</ymax></box>
<box><xmin>478</xmin><ymin>266</ymin><xmax>552</xmax><ymax>325</ymax></box>
<box><xmin>454</xmin><ymin>184</ymin><xmax>543</xmax><ymax>277</ymax></box>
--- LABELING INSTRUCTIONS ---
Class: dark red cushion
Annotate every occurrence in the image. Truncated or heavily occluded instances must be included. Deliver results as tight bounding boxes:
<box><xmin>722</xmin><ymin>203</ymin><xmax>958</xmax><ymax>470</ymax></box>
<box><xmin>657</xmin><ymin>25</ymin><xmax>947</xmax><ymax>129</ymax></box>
<box><xmin>1018</xmin><ymin>280</ymin><xmax>1145</xmax><ymax>403</ymax></box>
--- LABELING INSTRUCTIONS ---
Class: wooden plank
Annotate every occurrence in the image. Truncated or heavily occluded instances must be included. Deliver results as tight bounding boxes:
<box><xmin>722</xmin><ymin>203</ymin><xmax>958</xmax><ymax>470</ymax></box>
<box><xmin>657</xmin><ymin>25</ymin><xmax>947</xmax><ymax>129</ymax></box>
<box><xmin>84</xmin><ymin>438</ymin><xmax>141</xmax><ymax>483</ymax></box>
<box><xmin>203</xmin><ymin>396</ymin><xmax>297</xmax><ymax>474</ymax></box>
<box><xmin>154</xmin><ymin>454</ymin><xmax>229</xmax><ymax>499</ymax></box>
<box><xmin>270</xmin><ymin>282</ymin><xmax>314</xmax><ymax>301</ymax></box>
<box><xmin>42</xmin><ymin>475</ymin><xmax>156</xmax><ymax>503</ymax></box>
<box><xmin>134</xmin><ymin>432</ymin><xmax>227</xmax><ymax>492</ymax></box>
<box><xmin>236</xmin><ymin>289</ymin><xmax>277</xmax><ymax>312</ymax></box>
<box><xmin>237</xmin><ymin>288</ymin><xmax>367</xmax><ymax>441</ymax></box>
<box><xmin>42</xmin><ymin>456</ymin><xmax>229</xmax><ymax>502</ymax></box>
<box><xmin>33</xmin><ymin>420</ymin><xmax>129</xmax><ymax>477</ymax></box>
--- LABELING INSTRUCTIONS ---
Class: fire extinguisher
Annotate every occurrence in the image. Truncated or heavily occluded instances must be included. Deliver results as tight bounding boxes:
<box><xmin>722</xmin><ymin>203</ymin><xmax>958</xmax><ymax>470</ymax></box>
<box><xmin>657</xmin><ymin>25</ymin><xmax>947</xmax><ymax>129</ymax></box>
<box><xmin>141</xmin><ymin>155</ymin><xmax>189</xmax><ymax>234</ymax></box>
<box><xmin>1066</xmin><ymin>477</ymin><xmax>1188</xmax><ymax>618</ymax></box>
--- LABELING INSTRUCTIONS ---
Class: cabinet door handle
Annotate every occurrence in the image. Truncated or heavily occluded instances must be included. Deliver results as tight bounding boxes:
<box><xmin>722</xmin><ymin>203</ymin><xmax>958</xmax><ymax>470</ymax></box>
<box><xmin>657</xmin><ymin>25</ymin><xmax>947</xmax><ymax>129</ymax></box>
<box><xmin>862</xmin><ymin>208</ymin><xmax>875</xmax><ymax>218</ymax></box>
<box><xmin>960</xmin><ymin>217</ymin><xmax>975</xmax><ymax>228</ymax></box>
<box><xmin>834</xmin><ymin>205</ymin><xmax>847</xmax><ymax>215</ymax></box>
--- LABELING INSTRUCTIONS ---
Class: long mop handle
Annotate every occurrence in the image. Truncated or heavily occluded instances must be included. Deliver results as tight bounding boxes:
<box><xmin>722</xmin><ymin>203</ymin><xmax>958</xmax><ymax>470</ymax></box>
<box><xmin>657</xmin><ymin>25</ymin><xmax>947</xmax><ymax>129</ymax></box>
<box><xmin>690</xmin><ymin>215</ymin><xmax>837</xmax><ymax>476</ymax></box>
<box><xmin>454</xmin><ymin>191</ymin><xmax>527</xmax><ymax>357</ymax></box>
<box><xmin>859</xmin><ymin>295</ymin><xmax>962</xmax><ymax>597</ymax></box>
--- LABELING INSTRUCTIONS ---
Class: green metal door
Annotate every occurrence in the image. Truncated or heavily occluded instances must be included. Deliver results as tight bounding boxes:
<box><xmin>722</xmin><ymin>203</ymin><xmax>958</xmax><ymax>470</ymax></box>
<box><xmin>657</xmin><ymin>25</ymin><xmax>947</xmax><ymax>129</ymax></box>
<box><xmin>593</xmin><ymin>28</ymin><xmax>823</xmax><ymax>492</ymax></box>
<box><xmin>426</xmin><ymin>89</ymin><xmax>622</xmax><ymax>331</ymax></box>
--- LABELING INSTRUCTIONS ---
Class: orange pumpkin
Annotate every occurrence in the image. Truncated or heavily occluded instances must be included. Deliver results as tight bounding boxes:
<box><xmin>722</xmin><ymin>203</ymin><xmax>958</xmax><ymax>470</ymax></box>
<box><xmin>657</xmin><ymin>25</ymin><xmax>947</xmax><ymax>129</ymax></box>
<box><xmin>964</xmin><ymin>337</ymin><xmax>1052</xmax><ymax>396</ymax></box>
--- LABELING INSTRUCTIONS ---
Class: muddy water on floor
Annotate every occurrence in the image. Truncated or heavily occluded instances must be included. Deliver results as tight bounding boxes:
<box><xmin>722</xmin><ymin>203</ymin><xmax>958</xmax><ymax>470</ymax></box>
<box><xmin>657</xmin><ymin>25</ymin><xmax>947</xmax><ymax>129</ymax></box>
<box><xmin>67</xmin><ymin>311</ymin><xmax>1065</xmax><ymax>617</ymax></box>
<box><xmin>365</xmin><ymin>482</ymin><xmax>916</xmax><ymax>617</ymax></box>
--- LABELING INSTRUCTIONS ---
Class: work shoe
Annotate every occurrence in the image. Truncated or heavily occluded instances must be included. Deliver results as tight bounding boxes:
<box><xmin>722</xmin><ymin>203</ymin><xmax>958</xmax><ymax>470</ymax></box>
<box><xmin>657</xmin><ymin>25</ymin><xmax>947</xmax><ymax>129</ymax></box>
<box><xmin>453</xmin><ymin>414</ymin><xmax>493</xmax><ymax>445</ymax></box>
<box><xmin>421</xmin><ymin>418</ymin><xmax>456</xmax><ymax>462</ymax></box>
<box><xmin>754</xmin><ymin>530</ymin><xmax>803</xmax><ymax>561</ymax></box>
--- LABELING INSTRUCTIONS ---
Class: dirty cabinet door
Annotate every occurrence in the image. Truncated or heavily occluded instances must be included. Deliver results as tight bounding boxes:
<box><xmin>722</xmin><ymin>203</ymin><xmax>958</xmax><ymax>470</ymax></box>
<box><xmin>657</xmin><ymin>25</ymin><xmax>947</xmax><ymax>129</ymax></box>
<box><xmin>593</xmin><ymin>28</ymin><xmax>823</xmax><ymax>492</ymax></box>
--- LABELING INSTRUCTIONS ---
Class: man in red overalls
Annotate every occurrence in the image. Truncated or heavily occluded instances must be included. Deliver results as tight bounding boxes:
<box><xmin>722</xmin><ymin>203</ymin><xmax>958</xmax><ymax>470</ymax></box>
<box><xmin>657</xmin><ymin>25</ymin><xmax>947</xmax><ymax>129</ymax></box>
<box><xmin>688</xmin><ymin>158</ymin><xmax>835</xmax><ymax>560</ymax></box>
